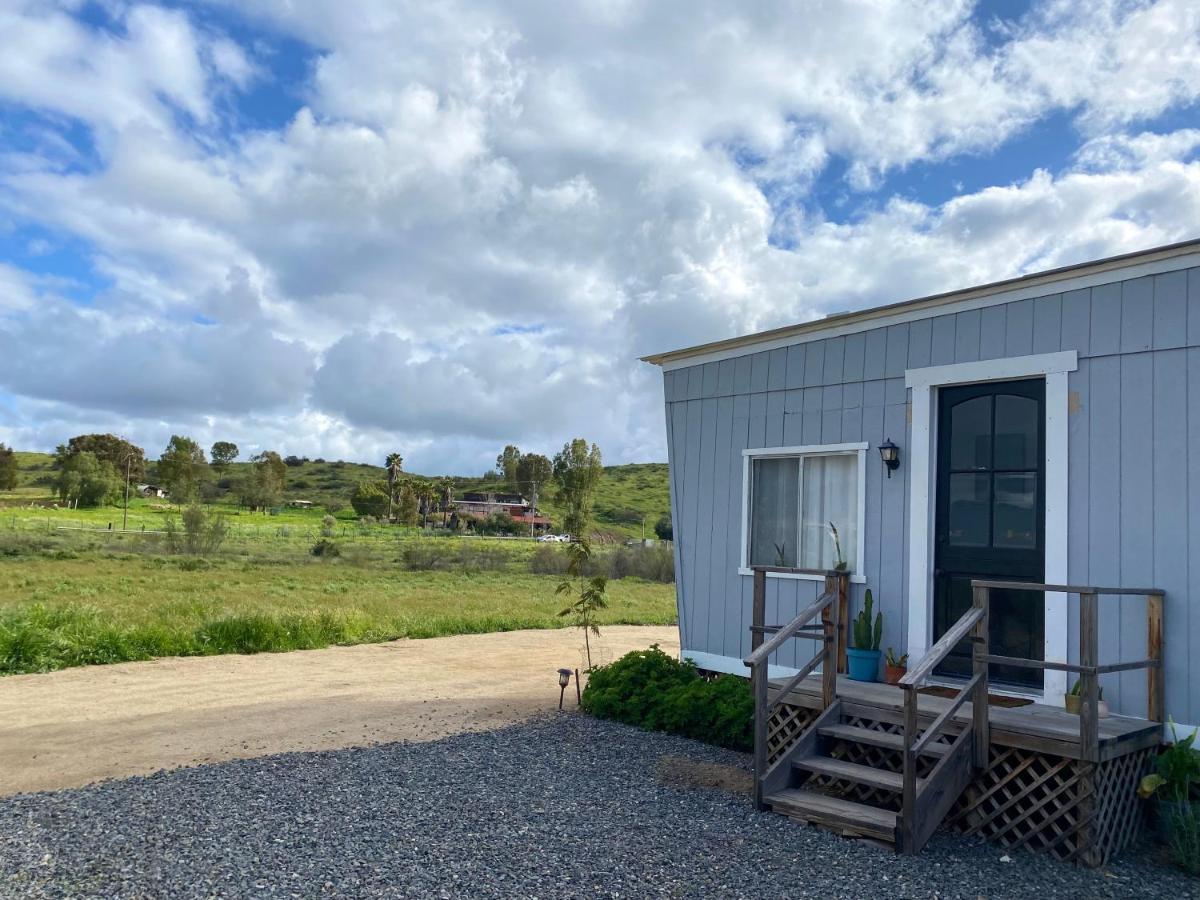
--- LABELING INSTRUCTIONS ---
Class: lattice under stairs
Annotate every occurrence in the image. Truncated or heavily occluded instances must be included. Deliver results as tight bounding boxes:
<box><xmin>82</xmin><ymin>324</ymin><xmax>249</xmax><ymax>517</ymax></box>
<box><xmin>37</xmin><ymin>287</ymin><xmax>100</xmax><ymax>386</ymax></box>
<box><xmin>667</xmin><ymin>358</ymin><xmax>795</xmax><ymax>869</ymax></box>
<box><xmin>761</xmin><ymin>699</ymin><xmax>972</xmax><ymax>853</ymax></box>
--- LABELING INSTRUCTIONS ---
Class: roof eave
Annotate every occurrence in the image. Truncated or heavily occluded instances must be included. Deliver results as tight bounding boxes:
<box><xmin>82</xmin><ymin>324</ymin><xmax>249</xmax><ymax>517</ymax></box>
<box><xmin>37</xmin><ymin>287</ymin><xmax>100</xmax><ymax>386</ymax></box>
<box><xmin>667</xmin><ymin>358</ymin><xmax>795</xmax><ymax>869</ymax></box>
<box><xmin>640</xmin><ymin>237</ymin><xmax>1200</xmax><ymax>368</ymax></box>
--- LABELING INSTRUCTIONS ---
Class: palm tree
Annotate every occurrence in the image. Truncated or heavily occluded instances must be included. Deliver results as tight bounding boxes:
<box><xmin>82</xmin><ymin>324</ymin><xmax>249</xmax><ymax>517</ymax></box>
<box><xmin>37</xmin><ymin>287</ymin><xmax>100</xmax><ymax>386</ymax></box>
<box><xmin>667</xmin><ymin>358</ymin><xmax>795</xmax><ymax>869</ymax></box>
<box><xmin>385</xmin><ymin>452</ymin><xmax>403</xmax><ymax>521</ymax></box>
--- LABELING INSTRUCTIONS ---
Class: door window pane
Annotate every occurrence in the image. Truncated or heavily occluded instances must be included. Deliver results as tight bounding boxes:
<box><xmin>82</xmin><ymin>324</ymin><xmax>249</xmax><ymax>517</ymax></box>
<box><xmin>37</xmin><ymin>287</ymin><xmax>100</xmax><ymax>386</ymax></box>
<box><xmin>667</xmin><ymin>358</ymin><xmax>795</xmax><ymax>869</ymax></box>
<box><xmin>993</xmin><ymin>472</ymin><xmax>1037</xmax><ymax>548</ymax></box>
<box><xmin>799</xmin><ymin>454</ymin><xmax>857</xmax><ymax>570</ymax></box>
<box><xmin>994</xmin><ymin>395</ymin><xmax>1039</xmax><ymax>469</ymax></box>
<box><xmin>949</xmin><ymin>395</ymin><xmax>991</xmax><ymax>470</ymax></box>
<box><xmin>947</xmin><ymin>473</ymin><xmax>989</xmax><ymax>546</ymax></box>
<box><xmin>750</xmin><ymin>457</ymin><xmax>798</xmax><ymax>566</ymax></box>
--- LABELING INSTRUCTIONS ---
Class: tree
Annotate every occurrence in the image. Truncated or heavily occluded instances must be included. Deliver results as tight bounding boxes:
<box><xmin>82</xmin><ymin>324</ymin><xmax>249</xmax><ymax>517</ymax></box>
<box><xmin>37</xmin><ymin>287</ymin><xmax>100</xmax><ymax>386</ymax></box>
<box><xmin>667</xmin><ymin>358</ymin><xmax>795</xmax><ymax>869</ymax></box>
<box><xmin>385</xmin><ymin>452</ymin><xmax>404</xmax><ymax>520</ymax></box>
<box><xmin>395</xmin><ymin>479</ymin><xmax>419</xmax><ymax>525</ymax></box>
<box><xmin>210</xmin><ymin>441</ymin><xmax>239</xmax><ymax>470</ymax></box>
<box><xmin>553</xmin><ymin>438</ymin><xmax>603</xmax><ymax>538</ymax></box>
<box><xmin>0</xmin><ymin>443</ymin><xmax>17</xmax><ymax>491</ymax></box>
<box><xmin>351</xmin><ymin>481</ymin><xmax>390</xmax><ymax>518</ymax></box>
<box><xmin>55</xmin><ymin>451</ymin><xmax>121</xmax><ymax>507</ymax></box>
<box><xmin>556</xmin><ymin>540</ymin><xmax>608</xmax><ymax>669</ymax></box>
<box><xmin>158</xmin><ymin>435</ymin><xmax>209</xmax><ymax>502</ymax></box>
<box><xmin>654</xmin><ymin>512</ymin><xmax>673</xmax><ymax>541</ymax></box>
<box><xmin>251</xmin><ymin>451</ymin><xmax>287</xmax><ymax>508</ymax></box>
<box><xmin>57</xmin><ymin>434</ymin><xmax>145</xmax><ymax>480</ymax></box>
<box><xmin>496</xmin><ymin>445</ymin><xmax>522</xmax><ymax>482</ymax></box>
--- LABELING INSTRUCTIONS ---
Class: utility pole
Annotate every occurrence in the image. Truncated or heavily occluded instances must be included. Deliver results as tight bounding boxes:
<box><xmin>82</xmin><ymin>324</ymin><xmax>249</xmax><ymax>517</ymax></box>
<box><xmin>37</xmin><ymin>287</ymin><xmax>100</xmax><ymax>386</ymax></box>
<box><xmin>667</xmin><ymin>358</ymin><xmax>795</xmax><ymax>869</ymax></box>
<box><xmin>123</xmin><ymin>454</ymin><xmax>132</xmax><ymax>531</ymax></box>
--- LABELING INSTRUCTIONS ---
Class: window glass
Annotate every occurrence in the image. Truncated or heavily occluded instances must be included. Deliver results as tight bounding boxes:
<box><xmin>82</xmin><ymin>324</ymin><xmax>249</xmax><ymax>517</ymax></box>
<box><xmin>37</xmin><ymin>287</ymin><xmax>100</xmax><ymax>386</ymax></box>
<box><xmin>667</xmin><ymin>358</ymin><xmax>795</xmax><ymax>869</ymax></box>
<box><xmin>748</xmin><ymin>451</ymin><xmax>859</xmax><ymax>571</ymax></box>
<box><xmin>949</xmin><ymin>395</ymin><xmax>991</xmax><ymax>470</ymax></box>
<box><xmin>947</xmin><ymin>473</ymin><xmax>990</xmax><ymax>546</ymax></box>
<box><xmin>750</xmin><ymin>457</ymin><xmax>798</xmax><ymax>566</ymax></box>
<box><xmin>800</xmin><ymin>454</ymin><xmax>858</xmax><ymax>570</ymax></box>
<box><xmin>994</xmin><ymin>394</ymin><xmax>1039</xmax><ymax>470</ymax></box>
<box><xmin>993</xmin><ymin>472</ymin><xmax>1037</xmax><ymax>548</ymax></box>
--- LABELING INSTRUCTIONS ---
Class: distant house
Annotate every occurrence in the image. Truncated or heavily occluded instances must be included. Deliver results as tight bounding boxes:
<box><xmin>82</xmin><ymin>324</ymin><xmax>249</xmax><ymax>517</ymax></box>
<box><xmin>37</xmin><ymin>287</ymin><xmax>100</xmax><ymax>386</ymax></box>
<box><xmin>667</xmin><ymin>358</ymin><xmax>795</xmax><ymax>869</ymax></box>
<box><xmin>285</xmin><ymin>499</ymin><xmax>314</xmax><ymax>509</ymax></box>
<box><xmin>455</xmin><ymin>492</ymin><xmax>551</xmax><ymax>532</ymax></box>
<box><xmin>136</xmin><ymin>484</ymin><xmax>168</xmax><ymax>499</ymax></box>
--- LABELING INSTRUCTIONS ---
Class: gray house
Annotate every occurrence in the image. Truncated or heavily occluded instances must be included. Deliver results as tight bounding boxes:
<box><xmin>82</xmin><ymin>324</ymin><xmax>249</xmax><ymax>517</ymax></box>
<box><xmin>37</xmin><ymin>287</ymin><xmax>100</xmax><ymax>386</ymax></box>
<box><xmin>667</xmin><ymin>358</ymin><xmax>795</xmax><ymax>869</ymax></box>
<box><xmin>645</xmin><ymin>239</ymin><xmax>1200</xmax><ymax>741</ymax></box>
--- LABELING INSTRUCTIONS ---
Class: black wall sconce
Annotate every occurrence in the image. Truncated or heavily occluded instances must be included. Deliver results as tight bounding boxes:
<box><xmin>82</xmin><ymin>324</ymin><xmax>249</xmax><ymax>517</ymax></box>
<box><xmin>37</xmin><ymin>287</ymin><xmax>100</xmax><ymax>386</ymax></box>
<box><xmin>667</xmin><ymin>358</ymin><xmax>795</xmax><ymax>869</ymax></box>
<box><xmin>879</xmin><ymin>438</ymin><xmax>900</xmax><ymax>478</ymax></box>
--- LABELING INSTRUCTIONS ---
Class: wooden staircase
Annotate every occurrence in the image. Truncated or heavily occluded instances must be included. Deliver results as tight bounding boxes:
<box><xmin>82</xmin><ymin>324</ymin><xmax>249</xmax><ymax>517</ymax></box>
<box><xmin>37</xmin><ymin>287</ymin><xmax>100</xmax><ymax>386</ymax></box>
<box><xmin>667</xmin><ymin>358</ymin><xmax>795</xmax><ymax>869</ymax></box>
<box><xmin>758</xmin><ymin>699</ymin><xmax>974</xmax><ymax>851</ymax></box>
<box><xmin>744</xmin><ymin>567</ymin><xmax>987</xmax><ymax>855</ymax></box>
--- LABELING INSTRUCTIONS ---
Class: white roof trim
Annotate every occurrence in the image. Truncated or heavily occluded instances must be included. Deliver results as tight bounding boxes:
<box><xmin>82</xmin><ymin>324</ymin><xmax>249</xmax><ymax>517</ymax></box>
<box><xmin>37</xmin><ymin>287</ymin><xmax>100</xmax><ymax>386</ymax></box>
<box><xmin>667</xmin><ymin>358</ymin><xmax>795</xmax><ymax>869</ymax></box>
<box><xmin>643</xmin><ymin>240</ymin><xmax>1200</xmax><ymax>371</ymax></box>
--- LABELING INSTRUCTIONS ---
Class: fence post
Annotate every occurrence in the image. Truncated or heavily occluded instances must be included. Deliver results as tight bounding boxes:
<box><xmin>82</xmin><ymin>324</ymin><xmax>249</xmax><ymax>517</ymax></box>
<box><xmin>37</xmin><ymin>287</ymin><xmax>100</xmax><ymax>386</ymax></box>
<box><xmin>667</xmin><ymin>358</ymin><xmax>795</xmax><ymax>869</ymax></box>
<box><xmin>1079</xmin><ymin>592</ymin><xmax>1100</xmax><ymax>764</ymax></box>
<box><xmin>1147</xmin><ymin>592</ymin><xmax>1164</xmax><ymax>723</ymax></box>
<box><xmin>971</xmin><ymin>584</ymin><xmax>990</xmax><ymax>769</ymax></box>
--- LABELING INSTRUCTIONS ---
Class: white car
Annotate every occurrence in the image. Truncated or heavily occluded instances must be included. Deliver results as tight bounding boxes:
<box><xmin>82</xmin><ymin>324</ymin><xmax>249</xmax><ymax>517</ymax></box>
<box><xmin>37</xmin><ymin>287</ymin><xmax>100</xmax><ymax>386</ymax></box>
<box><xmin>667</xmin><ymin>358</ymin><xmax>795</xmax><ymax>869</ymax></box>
<box><xmin>536</xmin><ymin>533</ymin><xmax>571</xmax><ymax>542</ymax></box>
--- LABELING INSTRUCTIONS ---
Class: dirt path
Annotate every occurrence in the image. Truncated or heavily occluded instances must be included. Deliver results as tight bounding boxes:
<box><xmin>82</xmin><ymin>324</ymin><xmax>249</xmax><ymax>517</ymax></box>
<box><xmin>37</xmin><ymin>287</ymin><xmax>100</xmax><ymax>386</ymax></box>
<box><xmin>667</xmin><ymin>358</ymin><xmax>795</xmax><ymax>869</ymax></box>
<box><xmin>0</xmin><ymin>625</ymin><xmax>678</xmax><ymax>796</ymax></box>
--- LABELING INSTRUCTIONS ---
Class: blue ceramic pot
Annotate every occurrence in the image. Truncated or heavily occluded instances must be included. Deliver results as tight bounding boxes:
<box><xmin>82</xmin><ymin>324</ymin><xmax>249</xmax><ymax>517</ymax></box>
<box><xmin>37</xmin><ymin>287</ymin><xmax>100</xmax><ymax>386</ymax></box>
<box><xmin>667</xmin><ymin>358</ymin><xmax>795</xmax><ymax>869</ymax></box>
<box><xmin>846</xmin><ymin>647</ymin><xmax>881</xmax><ymax>682</ymax></box>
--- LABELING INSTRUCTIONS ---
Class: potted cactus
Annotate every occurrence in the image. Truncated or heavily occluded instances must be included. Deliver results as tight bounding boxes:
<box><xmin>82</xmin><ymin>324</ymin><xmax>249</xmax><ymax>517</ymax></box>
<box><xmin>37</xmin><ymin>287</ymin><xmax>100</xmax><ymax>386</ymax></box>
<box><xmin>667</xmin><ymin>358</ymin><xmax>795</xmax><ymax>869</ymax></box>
<box><xmin>847</xmin><ymin>589</ymin><xmax>882</xmax><ymax>682</ymax></box>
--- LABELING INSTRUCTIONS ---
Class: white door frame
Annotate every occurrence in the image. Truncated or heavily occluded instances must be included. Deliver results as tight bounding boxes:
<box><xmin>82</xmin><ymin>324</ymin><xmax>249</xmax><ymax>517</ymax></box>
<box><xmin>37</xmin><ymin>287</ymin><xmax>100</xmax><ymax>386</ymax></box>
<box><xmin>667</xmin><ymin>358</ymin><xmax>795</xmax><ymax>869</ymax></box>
<box><xmin>905</xmin><ymin>351</ymin><xmax>1078</xmax><ymax>704</ymax></box>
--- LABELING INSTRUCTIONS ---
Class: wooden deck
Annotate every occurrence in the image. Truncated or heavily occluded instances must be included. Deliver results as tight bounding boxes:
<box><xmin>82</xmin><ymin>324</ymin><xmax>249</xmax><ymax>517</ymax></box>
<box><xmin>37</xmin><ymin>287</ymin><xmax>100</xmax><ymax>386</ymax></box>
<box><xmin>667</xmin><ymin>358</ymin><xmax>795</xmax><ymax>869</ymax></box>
<box><xmin>770</xmin><ymin>674</ymin><xmax>1161</xmax><ymax>763</ymax></box>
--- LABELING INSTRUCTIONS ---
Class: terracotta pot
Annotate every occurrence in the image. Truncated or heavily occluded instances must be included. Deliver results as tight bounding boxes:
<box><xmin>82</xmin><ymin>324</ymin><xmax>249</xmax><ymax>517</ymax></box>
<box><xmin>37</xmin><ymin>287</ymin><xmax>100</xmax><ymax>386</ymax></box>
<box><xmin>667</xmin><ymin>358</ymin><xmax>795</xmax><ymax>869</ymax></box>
<box><xmin>884</xmin><ymin>665</ymin><xmax>907</xmax><ymax>685</ymax></box>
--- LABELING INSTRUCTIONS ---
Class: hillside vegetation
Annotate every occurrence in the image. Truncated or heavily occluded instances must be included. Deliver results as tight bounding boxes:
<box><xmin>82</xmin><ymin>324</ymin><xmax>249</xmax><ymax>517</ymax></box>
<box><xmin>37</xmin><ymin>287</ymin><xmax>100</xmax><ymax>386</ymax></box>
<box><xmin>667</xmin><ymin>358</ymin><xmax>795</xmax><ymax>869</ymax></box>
<box><xmin>2</xmin><ymin>451</ymin><xmax>670</xmax><ymax>540</ymax></box>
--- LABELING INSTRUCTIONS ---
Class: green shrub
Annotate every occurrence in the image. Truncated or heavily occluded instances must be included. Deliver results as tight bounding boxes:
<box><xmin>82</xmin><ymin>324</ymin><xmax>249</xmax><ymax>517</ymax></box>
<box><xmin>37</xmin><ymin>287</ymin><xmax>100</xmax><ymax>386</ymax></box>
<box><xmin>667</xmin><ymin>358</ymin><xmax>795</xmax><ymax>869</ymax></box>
<box><xmin>311</xmin><ymin>538</ymin><xmax>340</xmax><ymax>558</ymax></box>
<box><xmin>581</xmin><ymin>645</ymin><xmax>752</xmax><ymax>750</ymax></box>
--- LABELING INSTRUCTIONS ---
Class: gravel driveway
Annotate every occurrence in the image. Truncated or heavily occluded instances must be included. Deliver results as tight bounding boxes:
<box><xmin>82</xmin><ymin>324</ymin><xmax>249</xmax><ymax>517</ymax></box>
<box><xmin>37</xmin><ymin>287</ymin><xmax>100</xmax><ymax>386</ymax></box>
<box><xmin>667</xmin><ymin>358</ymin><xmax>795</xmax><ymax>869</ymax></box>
<box><xmin>0</xmin><ymin>715</ymin><xmax>1191</xmax><ymax>899</ymax></box>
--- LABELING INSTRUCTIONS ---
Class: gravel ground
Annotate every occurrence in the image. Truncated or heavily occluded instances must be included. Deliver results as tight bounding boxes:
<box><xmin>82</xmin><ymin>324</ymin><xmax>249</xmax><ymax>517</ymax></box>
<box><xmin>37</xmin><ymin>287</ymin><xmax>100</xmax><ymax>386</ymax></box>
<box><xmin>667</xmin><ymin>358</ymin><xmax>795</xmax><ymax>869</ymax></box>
<box><xmin>0</xmin><ymin>715</ymin><xmax>1193</xmax><ymax>899</ymax></box>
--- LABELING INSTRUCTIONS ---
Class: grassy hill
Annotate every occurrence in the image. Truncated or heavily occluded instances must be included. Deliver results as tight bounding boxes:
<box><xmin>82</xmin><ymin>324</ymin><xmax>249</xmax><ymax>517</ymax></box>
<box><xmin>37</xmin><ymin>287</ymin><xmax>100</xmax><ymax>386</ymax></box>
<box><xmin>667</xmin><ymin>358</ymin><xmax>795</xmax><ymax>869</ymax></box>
<box><xmin>2</xmin><ymin>451</ymin><xmax>670</xmax><ymax>540</ymax></box>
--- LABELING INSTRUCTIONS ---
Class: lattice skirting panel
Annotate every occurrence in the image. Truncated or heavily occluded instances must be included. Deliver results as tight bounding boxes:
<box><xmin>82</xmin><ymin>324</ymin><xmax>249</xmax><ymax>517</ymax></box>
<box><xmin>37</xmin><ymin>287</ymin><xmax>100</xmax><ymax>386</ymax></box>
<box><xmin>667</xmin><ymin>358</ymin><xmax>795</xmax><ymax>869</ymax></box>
<box><xmin>950</xmin><ymin>745</ymin><xmax>1154</xmax><ymax>866</ymax></box>
<box><xmin>765</xmin><ymin>701</ymin><xmax>818</xmax><ymax>765</ymax></box>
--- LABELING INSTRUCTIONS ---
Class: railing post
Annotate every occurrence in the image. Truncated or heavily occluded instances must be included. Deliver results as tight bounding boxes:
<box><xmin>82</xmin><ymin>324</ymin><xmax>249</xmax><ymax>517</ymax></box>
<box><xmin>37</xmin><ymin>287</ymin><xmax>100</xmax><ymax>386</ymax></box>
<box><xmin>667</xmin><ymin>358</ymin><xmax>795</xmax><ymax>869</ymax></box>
<box><xmin>900</xmin><ymin>686</ymin><xmax>918</xmax><ymax>854</ymax></box>
<box><xmin>1147</xmin><ymin>592</ymin><xmax>1164</xmax><ymax>723</ymax></box>
<box><xmin>821</xmin><ymin>573</ymin><xmax>838</xmax><ymax>709</ymax></box>
<box><xmin>751</xmin><ymin>659</ymin><xmax>768</xmax><ymax>810</ymax></box>
<box><xmin>836</xmin><ymin>571</ymin><xmax>849</xmax><ymax>674</ymax></box>
<box><xmin>751</xmin><ymin>568</ymin><xmax>766</xmax><ymax>653</ymax></box>
<box><xmin>1079</xmin><ymin>591</ymin><xmax>1100</xmax><ymax>764</ymax></box>
<box><xmin>971</xmin><ymin>584</ymin><xmax>990</xmax><ymax>769</ymax></box>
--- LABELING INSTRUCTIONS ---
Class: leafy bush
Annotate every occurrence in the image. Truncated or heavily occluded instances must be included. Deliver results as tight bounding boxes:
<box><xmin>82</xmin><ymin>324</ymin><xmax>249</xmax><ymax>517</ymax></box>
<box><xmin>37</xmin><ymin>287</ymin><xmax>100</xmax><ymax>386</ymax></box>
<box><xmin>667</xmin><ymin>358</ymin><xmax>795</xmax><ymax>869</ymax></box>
<box><xmin>581</xmin><ymin>645</ymin><xmax>752</xmax><ymax>751</ymax></box>
<box><xmin>164</xmin><ymin>505</ymin><xmax>228</xmax><ymax>555</ymax></box>
<box><xmin>472</xmin><ymin>511</ymin><xmax>526</xmax><ymax>536</ymax></box>
<box><xmin>311</xmin><ymin>538</ymin><xmax>340</xmax><ymax>558</ymax></box>
<box><xmin>654</xmin><ymin>512</ymin><xmax>672</xmax><ymax>541</ymax></box>
<box><xmin>350</xmin><ymin>481</ymin><xmax>390</xmax><ymax>517</ymax></box>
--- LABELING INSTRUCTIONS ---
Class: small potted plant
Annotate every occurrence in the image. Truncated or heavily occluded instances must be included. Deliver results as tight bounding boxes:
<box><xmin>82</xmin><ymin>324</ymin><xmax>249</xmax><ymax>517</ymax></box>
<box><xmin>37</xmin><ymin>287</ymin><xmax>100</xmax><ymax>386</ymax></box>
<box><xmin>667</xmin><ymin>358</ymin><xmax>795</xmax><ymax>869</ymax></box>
<box><xmin>1065</xmin><ymin>680</ymin><xmax>1108</xmax><ymax>717</ymax></box>
<box><xmin>847</xmin><ymin>589</ymin><xmax>882</xmax><ymax>682</ymax></box>
<box><xmin>884</xmin><ymin>647</ymin><xmax>908</xmax><ymax>684</ymax></box>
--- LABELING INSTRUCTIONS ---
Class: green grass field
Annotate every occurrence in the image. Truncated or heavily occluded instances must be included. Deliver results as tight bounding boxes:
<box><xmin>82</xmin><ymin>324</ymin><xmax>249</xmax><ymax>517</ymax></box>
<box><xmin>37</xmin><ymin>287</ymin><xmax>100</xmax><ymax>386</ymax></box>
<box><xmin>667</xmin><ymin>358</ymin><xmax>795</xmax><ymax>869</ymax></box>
<box><xmin>0</xmin><ymin>529</ymin><xmax>677</xmax><ymax>675</ymax></box>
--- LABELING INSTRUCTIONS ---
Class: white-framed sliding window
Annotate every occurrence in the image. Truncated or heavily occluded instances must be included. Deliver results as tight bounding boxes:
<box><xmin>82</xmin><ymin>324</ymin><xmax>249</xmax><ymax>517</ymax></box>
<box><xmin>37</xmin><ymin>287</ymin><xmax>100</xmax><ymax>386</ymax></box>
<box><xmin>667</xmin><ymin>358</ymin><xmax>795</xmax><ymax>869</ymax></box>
<box><xmin>738</xmin><ymin>443</ymin><xmax>868</xmax><ymax>583</ymax></box>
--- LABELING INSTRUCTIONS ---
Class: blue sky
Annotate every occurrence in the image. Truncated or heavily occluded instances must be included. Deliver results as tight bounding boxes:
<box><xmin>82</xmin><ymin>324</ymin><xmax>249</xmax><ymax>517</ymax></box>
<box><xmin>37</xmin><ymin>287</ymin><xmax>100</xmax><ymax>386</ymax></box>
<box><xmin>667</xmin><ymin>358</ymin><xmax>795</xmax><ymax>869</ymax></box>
<box><xmin>0</xmin><ymin>1</ymin><xmax>1199</xmax><ymax>473</ymax></box>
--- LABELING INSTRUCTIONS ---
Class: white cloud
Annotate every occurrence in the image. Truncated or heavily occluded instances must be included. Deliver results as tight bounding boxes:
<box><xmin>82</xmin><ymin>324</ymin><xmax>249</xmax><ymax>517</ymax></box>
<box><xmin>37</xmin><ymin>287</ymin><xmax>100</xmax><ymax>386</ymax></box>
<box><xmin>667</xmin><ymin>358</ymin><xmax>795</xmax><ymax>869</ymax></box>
<box><xmin>1</xmin><ymin>1</ymin><xmax>1200</xmax><ymax>474</ymax></box>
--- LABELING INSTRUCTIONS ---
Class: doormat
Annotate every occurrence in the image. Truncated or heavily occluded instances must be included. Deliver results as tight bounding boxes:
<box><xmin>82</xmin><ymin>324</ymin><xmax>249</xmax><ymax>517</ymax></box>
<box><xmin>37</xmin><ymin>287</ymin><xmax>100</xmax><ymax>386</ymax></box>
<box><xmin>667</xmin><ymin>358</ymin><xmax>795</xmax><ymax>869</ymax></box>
<box><xmin>918</xmin><ymin>686</ymin><xmax>1033</xmax><ymax>708</ymax></box>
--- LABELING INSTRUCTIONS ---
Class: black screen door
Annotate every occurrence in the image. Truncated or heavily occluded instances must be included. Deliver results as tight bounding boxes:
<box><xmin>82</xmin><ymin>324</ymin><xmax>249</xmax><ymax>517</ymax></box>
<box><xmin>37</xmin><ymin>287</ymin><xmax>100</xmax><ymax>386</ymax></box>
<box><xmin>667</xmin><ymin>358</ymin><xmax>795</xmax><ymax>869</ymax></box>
<box><xmin>933</xmin><ymin>379</ymin><xmax>1045</xmax><ymax>688</ymax></box>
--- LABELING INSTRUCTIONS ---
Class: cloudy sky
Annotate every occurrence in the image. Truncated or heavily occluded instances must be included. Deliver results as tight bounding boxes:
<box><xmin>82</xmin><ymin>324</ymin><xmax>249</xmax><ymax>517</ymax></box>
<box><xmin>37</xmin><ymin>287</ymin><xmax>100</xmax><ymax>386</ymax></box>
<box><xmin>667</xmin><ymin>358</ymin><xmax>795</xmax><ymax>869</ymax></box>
<box><xmin>1</xmin><ymin>1</ymin><xmax>1199</xmax><ymax>474</ymax></box>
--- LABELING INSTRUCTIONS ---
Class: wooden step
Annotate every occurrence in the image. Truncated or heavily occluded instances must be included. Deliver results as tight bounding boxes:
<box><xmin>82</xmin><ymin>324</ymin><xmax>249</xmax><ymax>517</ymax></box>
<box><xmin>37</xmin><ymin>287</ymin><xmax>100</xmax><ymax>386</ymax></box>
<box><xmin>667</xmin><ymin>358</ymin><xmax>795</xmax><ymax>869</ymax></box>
<box><xmin>818</xmin><ymin>724</ymin><xmax>951</xmax><ymax>757</ymax></box>
<box><xmin>793</xmin><ymin>756</ymin><xmax>922</xmax><ymax>793</ymax></box>
<box><xmin>766</xmin><ymin>789</ymin><xmax>898</xmax><ymax>842</ymax></box>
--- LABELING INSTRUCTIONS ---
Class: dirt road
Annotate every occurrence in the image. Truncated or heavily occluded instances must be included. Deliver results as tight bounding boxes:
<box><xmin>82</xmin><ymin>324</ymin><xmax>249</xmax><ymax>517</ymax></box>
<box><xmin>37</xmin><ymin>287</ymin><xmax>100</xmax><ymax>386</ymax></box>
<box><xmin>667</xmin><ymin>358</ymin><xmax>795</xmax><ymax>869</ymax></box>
<box><xmin>0</xmin><ymin>625</ymin><xmax>678</xmax><ymax>795</ymax></box>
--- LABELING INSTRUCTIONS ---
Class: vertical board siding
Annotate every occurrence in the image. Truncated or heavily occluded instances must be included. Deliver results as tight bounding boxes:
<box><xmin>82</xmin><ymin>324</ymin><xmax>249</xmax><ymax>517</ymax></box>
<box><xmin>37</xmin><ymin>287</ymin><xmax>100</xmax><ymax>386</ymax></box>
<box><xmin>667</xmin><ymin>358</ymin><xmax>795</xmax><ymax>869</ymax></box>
<box><xmin>662</xmin><ymin>265</ymin><xmax>1200</xmax><ymax>724</ymax></box>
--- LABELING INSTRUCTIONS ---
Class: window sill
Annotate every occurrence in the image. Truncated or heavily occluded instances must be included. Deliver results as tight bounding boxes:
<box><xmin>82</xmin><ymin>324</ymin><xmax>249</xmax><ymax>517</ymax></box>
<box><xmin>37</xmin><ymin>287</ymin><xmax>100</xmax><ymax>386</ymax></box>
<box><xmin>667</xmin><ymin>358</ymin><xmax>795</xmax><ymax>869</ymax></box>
<box><xmin>737</xmin><ymin>567</ymin><xmax>866</xmax><ymax>585</ymax></box>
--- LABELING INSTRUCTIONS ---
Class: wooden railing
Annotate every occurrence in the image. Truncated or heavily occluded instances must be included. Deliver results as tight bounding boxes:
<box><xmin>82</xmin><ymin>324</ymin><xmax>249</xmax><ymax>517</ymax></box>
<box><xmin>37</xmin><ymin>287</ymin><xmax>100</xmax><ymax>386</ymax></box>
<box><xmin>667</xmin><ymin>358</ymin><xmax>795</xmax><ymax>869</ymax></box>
<box><xmin>895</xmin><ymin>579</ymin><xmax>1165</xmax><ymax>853</ymax></box>
<box><xmin>744</xmin><ymin>567</ymin><xmax>848</xmax><ymax>809</ymax></box>
<box><xmin>971</xmin><ymin>580</ymin><xmax>1165</xmax><ymax>763</ymax></box>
